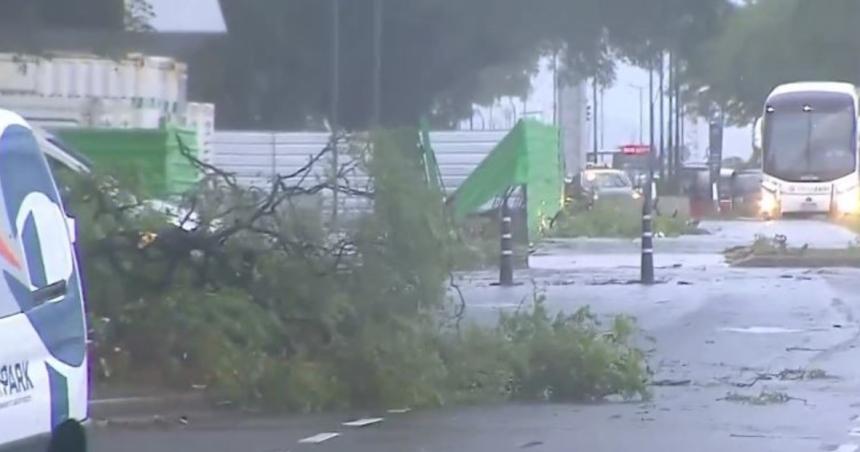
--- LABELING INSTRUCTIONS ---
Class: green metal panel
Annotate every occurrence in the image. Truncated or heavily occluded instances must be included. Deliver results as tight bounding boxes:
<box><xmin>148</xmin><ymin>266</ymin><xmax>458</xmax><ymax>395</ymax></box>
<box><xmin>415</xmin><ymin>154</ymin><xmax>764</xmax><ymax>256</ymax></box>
<box><xmin>56</xmin><ymin>124</ymin><xmax>200</xmax><ymax>197</ymax></box>
<box><xmin>447</xmin><ymin>119</ymin><xmax>563</xmax><ymax>238</ymax></box>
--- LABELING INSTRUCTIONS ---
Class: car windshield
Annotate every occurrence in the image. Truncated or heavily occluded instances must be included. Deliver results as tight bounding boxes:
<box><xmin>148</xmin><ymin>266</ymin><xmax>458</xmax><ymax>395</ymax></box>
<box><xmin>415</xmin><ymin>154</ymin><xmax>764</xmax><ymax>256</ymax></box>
<box><xmin>764</xmin><ymin>94</ymin><xmax>856</xmax><ymax>182</ymax></box>
<box><xmin>586</xmin><ymin>172</ymin><xmax>631</xmax><ymax>189</ymax></box>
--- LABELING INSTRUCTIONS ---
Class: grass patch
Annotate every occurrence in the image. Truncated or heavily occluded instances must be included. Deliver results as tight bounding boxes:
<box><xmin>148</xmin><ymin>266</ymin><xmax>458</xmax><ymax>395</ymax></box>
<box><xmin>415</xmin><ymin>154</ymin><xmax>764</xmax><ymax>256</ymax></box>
<box><xmin>548</xmin><ymin>199</ymin><xmax>699</xmax><ymax>238</ymax></box>
<box><xmin>725</xmin><ymin>234</ymin><xmax>860</xmax><ymax>267</ymax></box>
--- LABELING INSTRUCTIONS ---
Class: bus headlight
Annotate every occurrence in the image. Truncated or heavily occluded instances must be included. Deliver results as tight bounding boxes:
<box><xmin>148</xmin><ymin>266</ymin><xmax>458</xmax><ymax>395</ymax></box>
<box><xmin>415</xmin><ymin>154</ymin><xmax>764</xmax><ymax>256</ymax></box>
<box><xmin>837</xmin><ymin>187</ymin><xmax>860</xmax><ymax>214</ymax></box>
<box><xmin>760</xmin><ymin>189</ymin><xmax>777</xmax><ymax>214</ymax></box>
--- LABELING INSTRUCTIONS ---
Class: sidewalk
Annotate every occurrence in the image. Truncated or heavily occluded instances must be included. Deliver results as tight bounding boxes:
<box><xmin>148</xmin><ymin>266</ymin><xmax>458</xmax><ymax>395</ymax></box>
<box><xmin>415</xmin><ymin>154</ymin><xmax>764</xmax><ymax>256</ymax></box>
<box><xmin>89</xmin><ymin>383</ymin><xmax>210</xmax><ymax>421</ymax></box>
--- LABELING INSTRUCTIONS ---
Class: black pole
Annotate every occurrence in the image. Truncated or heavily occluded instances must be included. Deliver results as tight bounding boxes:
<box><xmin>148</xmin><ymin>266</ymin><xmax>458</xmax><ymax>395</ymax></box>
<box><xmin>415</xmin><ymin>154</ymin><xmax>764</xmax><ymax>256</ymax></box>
<box><xmin>677</xmin><ymin>80</ymin><xmax>683</xmax><ymax>177</ymax></box>
<box><xmin>330</xmin><ymin>0</ymin><xmax>341</xmax><ymax>228</ymax></box>
<box><xmin>641</xmin><ymin>58</ymin><xmax>656</xmax><ymax>285</ymax></box>
<box><xmin>499</xmin><ymin>192</ymin><xmax>514</xmax><ymax>286</ymax></box>
<box><xmin>592</xmin><ymin>77</ymin><xmax>599</xmax><ymax>163</ymax></box>
<box><xmin>659</xmin><ymin>52</ymin><xmax>665</xmax><ymax>182</ymax></box>
<box><xmin>371</xmin><ymin>0</ymin><xmax>383</xmax><ymax>127</ymax></box>
<box><xmin>667</xmin><ymin>52</ymin><xmax>675</xmax><ymax>188</ymax></box>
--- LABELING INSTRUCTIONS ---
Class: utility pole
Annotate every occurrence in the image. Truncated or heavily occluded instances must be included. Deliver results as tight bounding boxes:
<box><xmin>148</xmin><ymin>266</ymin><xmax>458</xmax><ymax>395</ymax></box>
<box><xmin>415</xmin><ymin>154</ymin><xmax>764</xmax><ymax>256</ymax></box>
<box><xmin>371</xmin><ymin>0</ymin><xmax>383</xmax><ymax>127</ymax></box>
<box><xmin>600</xmin><ymin>86</ymin><xmax>605</xmax><ymax>149</ymax></box>
<box><xmin>659</xmin><ymin>52</ymin><xmax>665</xmax><ymax>182</ymax></box>
<box><xmin>628</xmin><ymin>84</ymin><xmax>644</xmax><ymax>143</ymax></box>
<box><xmin>667</xmin><ymin>52</ymin><xmax>675</xmax><ymax>188</ymax></box>
<box><xmin>676</xmin><ymin>73</ymin><xmax>683</xmax><ymax>178</ymax></box>
<box><xmin>330</xmin><ymin>0</ymin><xmax>341</xmax><ymax>228</ymax></box>
<box><xmin>592</xmin><ymin>77</ymin><xmax>599</xmax><ymax>163</ymax></box>
<box><xmin>641</xmin><ymin>57</ymin><xmax>656</xmax><ymax>285</ymax></box>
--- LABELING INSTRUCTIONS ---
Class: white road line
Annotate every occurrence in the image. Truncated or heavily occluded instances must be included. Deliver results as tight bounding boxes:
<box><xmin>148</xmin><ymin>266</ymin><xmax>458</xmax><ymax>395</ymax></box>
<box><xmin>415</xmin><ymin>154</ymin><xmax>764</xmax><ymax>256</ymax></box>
<box><xmin>342</xmin><ymin>418</ymin><xmax>384</xmax><ymax>427</ymax></box>
<box><xmin>298</xmin><ymin>432</ymin><xmax>340</xmax><ymax>444</ymax></box>
<box><xmin>835</xmin><ymin>444</ymin><xmax>859</xmax><ymax>452</ymax></box>
<box><xmin>850</xmin><ymin>427</ymin><xmax>860</xmax><ymax>437</ymax></box>
<box><xmin>387</xmin><ymin>408</ymin><xmax>411</xmax><ymax>414</ymax></box>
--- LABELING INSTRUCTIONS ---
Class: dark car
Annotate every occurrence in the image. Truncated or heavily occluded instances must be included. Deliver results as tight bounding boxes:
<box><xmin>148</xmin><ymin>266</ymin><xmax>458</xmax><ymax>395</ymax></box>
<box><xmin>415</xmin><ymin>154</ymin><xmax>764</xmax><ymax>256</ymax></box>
<box><xmin>731</xmin><ymin>169</ymin><xmax>763</xmax><ymax>217</ymax></box>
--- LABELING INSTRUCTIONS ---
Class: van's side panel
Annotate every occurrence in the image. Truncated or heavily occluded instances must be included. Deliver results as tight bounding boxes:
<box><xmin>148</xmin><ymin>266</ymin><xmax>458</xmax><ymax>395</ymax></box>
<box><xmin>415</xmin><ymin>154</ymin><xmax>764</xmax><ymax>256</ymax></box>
<box><xmin>0</xmin><ymin>112</ymin><xmax>88</xmax><ymax>446</ymax></box>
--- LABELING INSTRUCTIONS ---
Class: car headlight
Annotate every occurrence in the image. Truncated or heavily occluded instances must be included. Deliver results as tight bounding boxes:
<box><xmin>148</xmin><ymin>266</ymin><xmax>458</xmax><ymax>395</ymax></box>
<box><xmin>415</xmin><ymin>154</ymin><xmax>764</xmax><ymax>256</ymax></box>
<box><xmin>836</xmin><ymin>187</ymin><xmax>860</xmax><ymax>214</ymax></box>
<box><xmin>760</xmin><ymin>189</ymin><xmax>777</xmax><ymax>214</ymax></box>
<box><xmin>632</xmin><ymin>191</ymin><xmax>641</xmax><ymax>200</ymax></box>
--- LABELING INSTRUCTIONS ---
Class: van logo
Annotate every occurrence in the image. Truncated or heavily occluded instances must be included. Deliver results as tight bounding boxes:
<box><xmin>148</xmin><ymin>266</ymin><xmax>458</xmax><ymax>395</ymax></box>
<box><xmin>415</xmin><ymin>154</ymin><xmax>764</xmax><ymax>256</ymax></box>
<box><xmin>0</xmin><ymin>361</ymin><xmax>33</xmax><ymax>396</ymax></box>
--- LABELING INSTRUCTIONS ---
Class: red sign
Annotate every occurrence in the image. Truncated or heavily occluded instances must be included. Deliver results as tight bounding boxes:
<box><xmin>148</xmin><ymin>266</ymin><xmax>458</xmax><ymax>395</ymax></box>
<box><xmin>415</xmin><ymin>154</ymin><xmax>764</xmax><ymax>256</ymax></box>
<box><xmin>620</xmin><ymin>144</ymin><xmax>650</xmax><ymax>155</ymax></box>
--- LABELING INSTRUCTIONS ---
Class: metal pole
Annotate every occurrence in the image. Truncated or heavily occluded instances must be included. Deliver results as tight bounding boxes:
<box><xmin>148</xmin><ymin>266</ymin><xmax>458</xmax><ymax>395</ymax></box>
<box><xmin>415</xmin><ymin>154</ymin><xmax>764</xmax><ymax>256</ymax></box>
<box><xmin>667</xmin><ymin>52</ymin><xmax>674</xmax><ymax>187</ymax></box>
<box><xmin>499</xmin><ymin>192</ymin><xmax>514</xmax><ymax>286</ymax></box>
<box><xmin>592</xmin><ymin>77</ymin><xmax>599</xmax><ymax>163</ymax></box>
<box><xmin>600</xmin><ymin>87</ymin><xmax>605</xmax><ymax>149</ymax></box>
<box><xmin>659</xmin><ymin>52</ymin><xmax>665</xmax><ymax>182</ymax></box>
<box><xmin>371</xmin><ymin>0</ymin><xmax>383</xmax><ymax>127</ymax></box>
<box><xmin>552</xmin><ymin>52</ymin><xmax>559</xmax><ymax>126</ymax></box>
<box><xmin>330</xmin><ymin>0</ymin><xmax>340</xmax><ymax>228</ymax></box>
<box><xmin>641</xmin><ymin>58</ymin><xmax>656</xmax><ymax>285</ymax></box>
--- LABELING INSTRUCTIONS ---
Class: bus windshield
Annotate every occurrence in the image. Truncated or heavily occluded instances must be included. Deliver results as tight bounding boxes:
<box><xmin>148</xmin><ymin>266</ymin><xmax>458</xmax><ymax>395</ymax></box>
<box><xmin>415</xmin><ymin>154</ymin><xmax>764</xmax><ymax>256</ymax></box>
<box><xmin>764</xmin><ymin>94</ymin><xmax>856</xmax><ymax>182</ymax></box>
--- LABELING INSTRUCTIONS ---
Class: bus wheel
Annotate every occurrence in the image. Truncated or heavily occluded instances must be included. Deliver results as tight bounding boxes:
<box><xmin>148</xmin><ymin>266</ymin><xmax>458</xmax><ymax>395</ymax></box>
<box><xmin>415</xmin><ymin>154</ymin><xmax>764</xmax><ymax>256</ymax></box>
<box><xmin>48</xmin><ymin>420</ymin><xmax>87</xmax><ymax>452</ymax></box>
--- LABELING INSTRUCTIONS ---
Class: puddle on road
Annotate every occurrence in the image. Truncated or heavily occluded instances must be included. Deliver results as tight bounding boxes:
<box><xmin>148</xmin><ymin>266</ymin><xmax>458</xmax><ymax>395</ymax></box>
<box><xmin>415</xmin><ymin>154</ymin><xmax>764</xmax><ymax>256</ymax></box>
<box><xmin>718</xmin><ymin>326</ymin><xmax>804</xmax><ymax>334</ymax></box>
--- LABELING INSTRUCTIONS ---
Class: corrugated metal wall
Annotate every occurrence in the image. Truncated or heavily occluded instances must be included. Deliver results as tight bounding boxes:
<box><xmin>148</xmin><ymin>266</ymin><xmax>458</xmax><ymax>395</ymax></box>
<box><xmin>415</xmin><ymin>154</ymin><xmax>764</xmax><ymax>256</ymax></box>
<box><xmin>212</xmin><ymin>129</ymin><xmax>508</xmax><ymax>191</ymax></box>
<box><xmin>211</xmin><ymin>129</ymin><xmax>510</xmax><ymax>218</ymax></box>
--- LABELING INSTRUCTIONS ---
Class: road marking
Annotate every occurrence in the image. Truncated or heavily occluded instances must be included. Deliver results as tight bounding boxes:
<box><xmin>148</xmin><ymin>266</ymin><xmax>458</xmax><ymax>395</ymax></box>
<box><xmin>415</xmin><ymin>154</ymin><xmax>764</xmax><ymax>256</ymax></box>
<box><xmin>850</xmin><ymin>427</ymin><xmax>860</xmax><ymax>437</ymax></box>
<box><xmin>835</xmin><ymin>444</ymin><xmax>858</xmax><ymax>452</ymax></box>
<box><xmin>342</xmin><ymin>418</ymin><xmax>384</xmax><ymax>427</ymax></box>
<box><xmin>387</xmin><ymin>408</ymin><xmax>411</xmax><ymax>414</ymax></box>
<box><xmin>298</xmin><ymin>433</ymin><xmax>340</xmax><ymax>444</ymax></box>
<box><xmin>718</xmin><ymin>326</ymin><xmax>803</xmax><ymax>334</ymax></box>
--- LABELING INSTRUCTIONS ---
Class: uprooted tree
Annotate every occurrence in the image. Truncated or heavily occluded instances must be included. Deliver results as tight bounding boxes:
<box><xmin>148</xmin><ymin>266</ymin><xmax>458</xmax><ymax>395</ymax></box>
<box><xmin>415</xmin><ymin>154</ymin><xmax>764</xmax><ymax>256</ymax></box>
<box><xmin>66</xmin><ymin>130</ymin><xmax>649</xmax><ymax>411</ymax></box>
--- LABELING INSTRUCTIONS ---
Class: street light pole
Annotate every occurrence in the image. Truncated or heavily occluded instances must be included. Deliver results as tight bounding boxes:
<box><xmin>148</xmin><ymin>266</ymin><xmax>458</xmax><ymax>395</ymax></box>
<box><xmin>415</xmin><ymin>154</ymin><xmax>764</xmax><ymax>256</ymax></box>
<box><xmin>592</xmin><ymin>77</ymin><xmax>599</xmax><ymax>163</ymax></box>
<box><xmin>641</xmin><ymin>57</ymin><xmax>656</xmax><ymax>285</ymax></box>
<box><xmin>628</xmin><ymin>83</ymin><xmax>644</xmax><ymax>143</ymax></box>
<box><xmin>371</xmin><ymin>0</ymin><xmax>383</xmax><ymax>127</ymax></box>
<box><xmin>330</xmin><ymin>0</ymin><xmax>341</xmax><ymax>228</ymax></box>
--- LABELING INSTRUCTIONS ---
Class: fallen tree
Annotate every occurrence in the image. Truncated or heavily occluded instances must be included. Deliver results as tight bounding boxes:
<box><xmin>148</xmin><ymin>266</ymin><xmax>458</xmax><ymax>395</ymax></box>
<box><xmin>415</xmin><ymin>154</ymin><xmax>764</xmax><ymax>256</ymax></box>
<box><xmin>63</xmin><ymin>129</ymin><xmax>650</xmax><ymax>411</ymax></box>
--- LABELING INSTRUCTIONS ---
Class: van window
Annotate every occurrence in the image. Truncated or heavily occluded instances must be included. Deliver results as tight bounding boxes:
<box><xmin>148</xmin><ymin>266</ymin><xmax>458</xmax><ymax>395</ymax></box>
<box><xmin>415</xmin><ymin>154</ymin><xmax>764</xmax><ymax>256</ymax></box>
<box><xmin>0</xmin><ymin>202</ymin><xmax>22</xmax><ymax>319</ymax></box>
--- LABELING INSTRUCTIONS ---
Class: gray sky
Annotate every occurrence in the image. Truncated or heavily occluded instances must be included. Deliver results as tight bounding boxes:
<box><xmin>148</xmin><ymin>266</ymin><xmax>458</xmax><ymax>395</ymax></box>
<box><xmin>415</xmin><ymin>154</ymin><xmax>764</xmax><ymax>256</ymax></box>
<box><xmin>143</xmin><ymin>0</ymin><xmax>752</xmax><ymax>159</ymax></box>
<box><xmin>148</xmin><ymin>0</ymin><xmax>226</xmax><ymax>32</ymax></box>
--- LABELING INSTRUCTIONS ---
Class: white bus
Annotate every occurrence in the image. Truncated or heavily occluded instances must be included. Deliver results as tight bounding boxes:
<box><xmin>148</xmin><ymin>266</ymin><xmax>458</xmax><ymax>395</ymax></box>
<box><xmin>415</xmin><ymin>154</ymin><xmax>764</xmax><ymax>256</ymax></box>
<box><xmin>758</xmin><ymin>82</ymin><xmax>860</xmax><ymax>218</ymax></box>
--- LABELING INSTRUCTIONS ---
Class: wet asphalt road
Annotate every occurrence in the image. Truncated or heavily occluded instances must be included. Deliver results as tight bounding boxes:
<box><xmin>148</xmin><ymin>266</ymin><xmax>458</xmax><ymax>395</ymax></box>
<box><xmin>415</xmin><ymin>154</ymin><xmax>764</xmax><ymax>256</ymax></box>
<box><xmin>91</xmin><ymin>219</ymin><xmax>860</xmax><ymax>452</ymax></box>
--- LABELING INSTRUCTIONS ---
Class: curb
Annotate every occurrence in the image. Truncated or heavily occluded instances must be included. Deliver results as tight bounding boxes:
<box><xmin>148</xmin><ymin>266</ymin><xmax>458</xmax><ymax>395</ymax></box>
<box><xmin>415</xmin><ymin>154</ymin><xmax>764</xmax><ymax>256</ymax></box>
<box><xmin>89</xmin><ymin>392</ymin><xmax>210</xmax><ymax>420</ymax></box>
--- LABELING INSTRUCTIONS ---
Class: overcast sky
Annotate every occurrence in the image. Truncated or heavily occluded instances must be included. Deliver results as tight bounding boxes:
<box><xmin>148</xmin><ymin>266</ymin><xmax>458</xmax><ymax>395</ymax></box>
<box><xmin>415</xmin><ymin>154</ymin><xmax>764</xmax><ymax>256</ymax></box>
<box><xmin>143</xmin><ymin>0</ymin><xmax>752</xmax><ymax>159</ymax></box>
<box><xmin>148</xmin><ymin>0</ymin><xmax>226</xmax><ymax>32</ymax></box>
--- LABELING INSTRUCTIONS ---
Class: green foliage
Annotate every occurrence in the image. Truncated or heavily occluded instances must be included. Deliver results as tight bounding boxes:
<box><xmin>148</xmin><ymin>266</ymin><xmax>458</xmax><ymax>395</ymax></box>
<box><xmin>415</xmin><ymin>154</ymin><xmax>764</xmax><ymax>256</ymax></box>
<box><xmin>72</xmin><ymin>130</ymin><xmax>649</xmax><ymax>412</ymax></box>
<box><xmin>549</xmin><ymin>200</ymin><xmax>693</xmax><ymax>238</ymax></box>
<box><xmin>686</xmin><ymin>0</ymin><xmax>860</xmax><ymax>125</ymax></box>
<box><xmin>444</xmin><ymin>293</ymin><xmax>650</xmax><ymax>403</ymax></box>
<box><xmin>202</xmin><ymin>0</ymin><xmax>729</xmax><ymax>129</ymax></box>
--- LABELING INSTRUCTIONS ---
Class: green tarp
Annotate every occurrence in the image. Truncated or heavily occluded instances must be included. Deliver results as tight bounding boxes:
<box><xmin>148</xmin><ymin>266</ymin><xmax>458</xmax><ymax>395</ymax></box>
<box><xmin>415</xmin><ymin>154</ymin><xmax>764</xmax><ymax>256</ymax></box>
<box><xmin>56</xmin><ymin>124</ymin><xmax>201</xmax><ymax>197</ymax></box>
<box><xmin>448</xmin><ymin>119</ymin><xmax>563</xmax><ymax>238</ymax></box>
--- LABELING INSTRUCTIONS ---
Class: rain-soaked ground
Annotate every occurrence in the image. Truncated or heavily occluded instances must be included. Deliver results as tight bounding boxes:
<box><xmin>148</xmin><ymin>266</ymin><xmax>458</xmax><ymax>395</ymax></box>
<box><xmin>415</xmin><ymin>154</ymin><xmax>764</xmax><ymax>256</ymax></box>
<box><xmin>92</xmin><ymin>219</ymin><xmax>860</xmax><ymax>452</ymax></box>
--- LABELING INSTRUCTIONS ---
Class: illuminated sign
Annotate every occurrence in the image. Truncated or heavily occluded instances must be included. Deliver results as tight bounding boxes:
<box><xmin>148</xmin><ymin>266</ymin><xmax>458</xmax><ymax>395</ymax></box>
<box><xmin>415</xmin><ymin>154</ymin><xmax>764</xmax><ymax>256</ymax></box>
<box><xmin>620</xmin><ymin>144</ymin><xmax>650</xmax><ymax>155</ymax></box>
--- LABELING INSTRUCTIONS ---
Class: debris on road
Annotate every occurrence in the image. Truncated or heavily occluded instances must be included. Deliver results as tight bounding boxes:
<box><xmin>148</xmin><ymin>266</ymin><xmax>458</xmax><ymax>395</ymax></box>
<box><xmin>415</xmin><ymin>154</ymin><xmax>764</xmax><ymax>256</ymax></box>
<box><xmin>651</xmin><ymin>379</ymin><xmax>692</xmax><ymax>387</ymax></box>
<box><xmin>719</xmin><ymin>390</ymin><xmax>806</xmax><ymax>405</ymax></box>
<box><xmin>520</xmin><ymin>440</ymin><xmax>544</xmax><ymax>448</ymax></box>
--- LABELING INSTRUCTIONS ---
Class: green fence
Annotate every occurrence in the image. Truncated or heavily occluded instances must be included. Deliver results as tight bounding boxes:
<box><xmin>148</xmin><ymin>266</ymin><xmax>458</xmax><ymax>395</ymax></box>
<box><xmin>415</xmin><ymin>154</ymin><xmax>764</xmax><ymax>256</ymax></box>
<box><xmin>447</xmin><ymin>119</ymin><xmax>563</xmax><ymax>238</ymax></box>
<box><xmin>56</xmin><ymin>124</ymin><xmax>200</xmax><ymax>197</ymax></box>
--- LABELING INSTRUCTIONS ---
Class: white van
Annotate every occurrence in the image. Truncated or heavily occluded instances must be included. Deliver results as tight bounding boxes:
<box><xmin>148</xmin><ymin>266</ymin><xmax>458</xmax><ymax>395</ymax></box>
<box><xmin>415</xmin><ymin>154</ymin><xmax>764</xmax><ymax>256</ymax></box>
<box><xmin>0</xmin><ymin>110</ymin><xmax>88</xmax><ymax>451</ymax></box>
